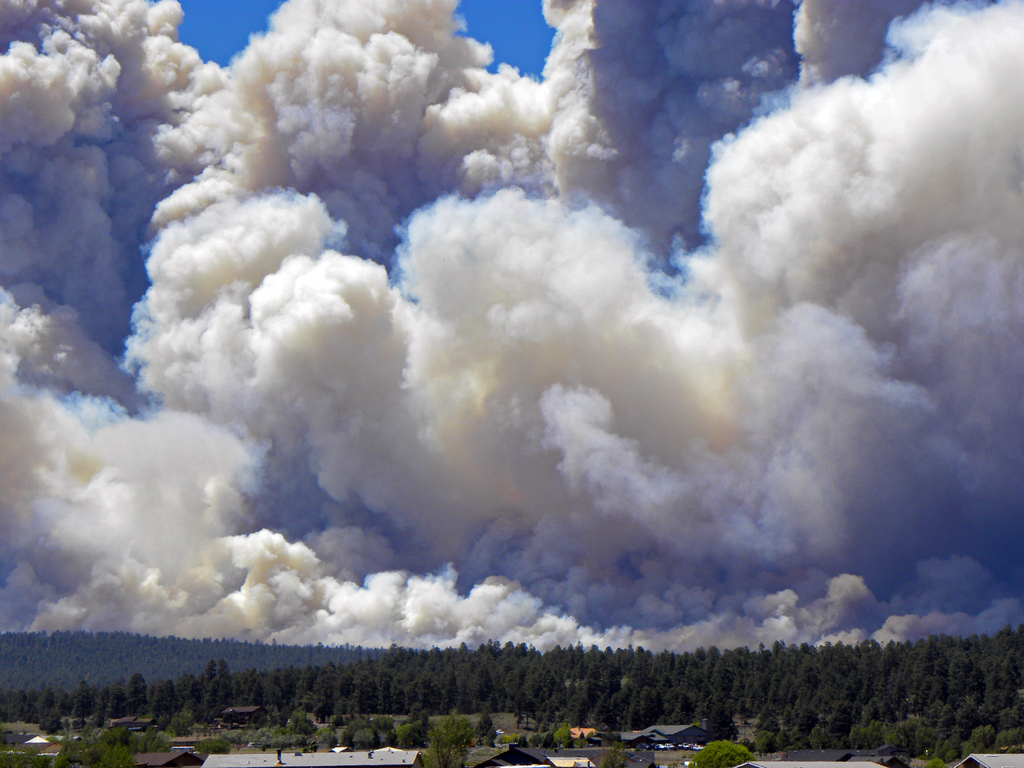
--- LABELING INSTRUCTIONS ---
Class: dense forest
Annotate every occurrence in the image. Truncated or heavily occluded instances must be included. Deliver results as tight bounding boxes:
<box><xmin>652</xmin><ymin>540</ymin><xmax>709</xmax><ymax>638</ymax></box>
<box><xmin>0</xmin><ymin>631</ymin><xmax>377</xmax><ymax>689</ymax></box>
<box><xmin>7</xmin><ymin>628</ymin><xmax>1024</xmax><ymax>760</ymax></box>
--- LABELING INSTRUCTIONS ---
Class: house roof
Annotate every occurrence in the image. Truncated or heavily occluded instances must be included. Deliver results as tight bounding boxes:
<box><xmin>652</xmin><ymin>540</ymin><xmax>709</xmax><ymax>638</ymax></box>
<box><xmin>740</xmin><ymin>762</ymin><xmax>887</xmax><ymax>768</ymax></box>
<box><xmin>473</xmin><ymin>748</ymin><xmax>654</xmax><ymax>768</ymax></box>
<box><xmin>849</xmin><ymin>757</ymin><xmax>909</xmax><ymax>767</ymax></box>
<box><xmin>112</xmin><ymin>716</ymin><xmax>156</xmax><ymax>729</ymax></box>
<box><xmin>222</xmin><ymin>707</ymin><xmax>266</xmax><ymax>714</ymax></box>
<box><xmin>5</xmin><ymin>734</ymin><xmax>54</xmax><ymax>748</ymax></box>
<box><xmin>641</xmin><ymin>725</ymin><xmax>707</xmax><ymax>737</ymax></box>
<box><xmin>785</xmin><ymin>752</ymin><xmax>857</xmax><ymax>762</ymax></box>
<box><xmin>204</xmin><ymin>751</ymin><xmax>422</xmax><ymax>768</ymax></box>
<box><xmin>474</xmin><ymin>748</ymin><xmax>549</xmax><ymax>767</ymax></box>
<box><xmin>955</xmin><ymin>755</ymin><xmax>1024</xmax><ymax>768</ymax></box>
<box><xmin>873</xmin><ymin>747</ymin><xmax>908</xmax><ymax>757</ymax></box>
<box><xmin>135</xmin><ymin>752</ymin><xmax>206</xmax><ymax>767</ymax></box>
<box><xmin>544</xmin><ymin>749</ymin><xmax>654</xmax><ymax>766</ymax></box>
<box><xmin>784</xmin><ymin>750</ymin><xmax>910</xmax><ymax>765</ymax></box>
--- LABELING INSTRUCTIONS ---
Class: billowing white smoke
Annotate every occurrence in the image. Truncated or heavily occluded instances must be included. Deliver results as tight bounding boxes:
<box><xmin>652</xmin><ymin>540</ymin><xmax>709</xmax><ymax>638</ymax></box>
<box><xmin>0</xmin><ymin>0</ymin><xmax>216</xmax><ymax>352</ymax></box>
<box><xmin>153</xmin><ymin>0</ymin><xmax>554</xmax><ymax>260</ymax></box>
<box><xmin>2</xmin><ymin>0</ymin><xmax>1024</xmax><ymax>652</ymax></box>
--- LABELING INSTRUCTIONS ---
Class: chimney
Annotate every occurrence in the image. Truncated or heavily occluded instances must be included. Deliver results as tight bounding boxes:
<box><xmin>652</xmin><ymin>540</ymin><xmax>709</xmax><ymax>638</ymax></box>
<box><xmin>700</xmin><ymin>719</ymin><xmax>711</xmax><ymax>737</ymax></box>
<box><xmin>276</xmin><ymin>749</ymin><xmax>284</xmax><ymax>766</ymax></box>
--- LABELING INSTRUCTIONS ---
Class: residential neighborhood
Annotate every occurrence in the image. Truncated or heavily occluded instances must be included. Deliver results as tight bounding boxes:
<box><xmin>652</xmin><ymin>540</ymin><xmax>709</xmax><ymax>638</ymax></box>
<box><xmin>0</xmin><ymin>713</ymin><xmax>1005</xmax><ymax>768</ymax></box>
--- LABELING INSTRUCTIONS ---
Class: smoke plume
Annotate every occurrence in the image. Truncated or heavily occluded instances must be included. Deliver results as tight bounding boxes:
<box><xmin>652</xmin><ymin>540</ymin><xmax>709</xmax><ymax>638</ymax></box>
<box><xmin>3</xmin><ymin>0</ymin><xmax>1024</xmax><ymax>652</ymax></box>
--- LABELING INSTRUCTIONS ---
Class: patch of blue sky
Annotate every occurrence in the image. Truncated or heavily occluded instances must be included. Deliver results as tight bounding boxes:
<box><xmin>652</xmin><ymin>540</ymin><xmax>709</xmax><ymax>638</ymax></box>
<box><xmin>176</xmin><ymin>0</ymin><xmax>555</xmax><ymax>77</ymax></box>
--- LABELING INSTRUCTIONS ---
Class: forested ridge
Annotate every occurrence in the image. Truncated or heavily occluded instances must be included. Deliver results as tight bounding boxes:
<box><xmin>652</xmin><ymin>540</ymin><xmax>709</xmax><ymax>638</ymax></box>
<box><xmin>7</xmin><ymin>628</ymin><xmax>1024</xmax><ymax>759</ymax></box>
<box><xmin>0</xmin><ymin>631</ymin><xmax>377</xmax><ymax>689</ymax></box>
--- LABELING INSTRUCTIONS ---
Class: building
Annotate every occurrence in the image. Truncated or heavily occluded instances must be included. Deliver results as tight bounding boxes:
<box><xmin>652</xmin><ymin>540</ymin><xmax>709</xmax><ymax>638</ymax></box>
<box><xmin>955</xmin><ymin>754</ymin><xmax>1024</xmax><ymax>768</ymax></box>
<box><xmin>737</xmin><ymin>761</ymin><xmax>887</xmax><ymax>768</ymax></box>
<box><xmin>111</xmin><ymin>716</ymin><xmax>157</xmax><ymax>732</ymax></box>
<box><xmin>169</xmin><ymin>737</ymin><xmax>201</xmax><ymax>752</ymax></box>
<box><xmin>473</xmin><ymin>747</ymin><xmax>549</xmax><ymax>768</ymax></box>
<box><xmin>220</xmin><ymin>707</ymin><xmax>268</xmax><ymax>729</ymax></box>
<box><xmin>473</xmin><ymin>746</ymin><xmax>656</xmax><ymax>768</ymax></box>
<box><xmin>620</xmin><ymin>724</ymin><xmax>711</xmax><ymax>749</ymax></box>
<box><xmin>203</xmin><ymin>750</ymin><xmax>423</xmax><ymax>768</ymax></box>
<box><xmin>5</xmin><ymin>734</ymin><xmax>53</xmax><ymax>748</ymax></box>
<box><xmin>783</xmin><ymin>747</ymin><xmax>910</xmax><ymax>768</ymax></box>
<box><xmin>135</xmin><ymin>753</ymin><xmax>207</xmax><ymax>768</ymax></box>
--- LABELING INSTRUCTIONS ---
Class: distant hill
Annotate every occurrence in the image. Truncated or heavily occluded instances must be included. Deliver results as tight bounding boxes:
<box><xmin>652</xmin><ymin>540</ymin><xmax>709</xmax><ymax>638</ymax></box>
<box><xmin>0</xmin><ymin>630</ymin><xmax>379</xmax><ymax>689</ymax></box>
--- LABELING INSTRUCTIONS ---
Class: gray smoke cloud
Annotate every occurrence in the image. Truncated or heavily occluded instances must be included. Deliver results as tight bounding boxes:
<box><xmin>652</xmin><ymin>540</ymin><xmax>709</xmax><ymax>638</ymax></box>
<box><xmin>4</xmin><ymin>0</ymin><xmax>1024</xmax><ymax>652</ymax></box>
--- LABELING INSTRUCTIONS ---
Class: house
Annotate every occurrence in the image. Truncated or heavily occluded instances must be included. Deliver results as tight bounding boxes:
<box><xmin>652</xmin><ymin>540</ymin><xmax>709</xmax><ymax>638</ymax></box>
<box><xmin>547</xmin><ymin>749</ymin><xmax>656</xmax><ymax>768</ymax></box>
<box><xmin>473</xmin><ymin>746</ymin><xmax>656</xmax><ymax>768</ymax></box>
<box><xmin>783</xmin><ymin>747</ymin><xmax>910</xmax><ymax>768</ymax></box>
<box><xmin>547</xmin><ymin>759</ymin><xmax>591</xmax><ymax>768</ymax></box>
<box><xmin>220</xmin><ymin>707</ymin><xmax>268</xmax><ymax>729</ymax></box>
<box><xmin>737</xmin><ymin>761</ymin><xmax>887</xmax><ymax>768</ymax></box>
<box><xmin>5</xmin><ymin>734</ymin><xmax>53</xmax><ymax>748</ymax></box>
<box><xmin>620</xmin><ymin>724</ymin><xmax>711</xmax><ymax>749</ymax></box>
<box><xmin>617</xmin><ymin>734</ymin><xmax>655</xmax><ymax>750</ymax></box>
<box><xmin>169</xmin><ymin>737</ymin><xmax>201</xmax><ymax>752</ymax></box>
<box><xmin>135</xmin><ymin>752</ymin><xmax>207</xmax><ymax>768</ymax></box>
<box><xmin>474</xmin><ymin>747</ymin><xmax>550</xmax><ymax>768</ymax></box>
<box><xmin>203</xmin><ymin>749</ymin><xmax>423</xmax><ymax>768</ymax></box>
<box><xmin>4</xmin><ymin>734</ymin><xmax>61</xmax><ymax>755</ymax></box>
<box><xmin>955</xmin><ymin>754</ymin><xmax>1024</xmax><ymax>768</ymax></box>
<box><xmin>569</xmin><ymin>730</ymin><xmax>597</xmax><ymax>744</ymax></box>
<box><xmin>111</xmin><ymin>716</ymin><xmax>156</xmax><ymax>732</ymax></box>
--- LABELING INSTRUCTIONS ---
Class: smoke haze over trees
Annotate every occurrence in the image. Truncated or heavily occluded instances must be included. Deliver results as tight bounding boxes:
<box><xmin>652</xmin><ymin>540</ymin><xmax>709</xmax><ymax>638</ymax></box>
<box><xmin>3</xmin><ymin>0</ymin><xmax>1024</xmax><ymax>650</ymax></box>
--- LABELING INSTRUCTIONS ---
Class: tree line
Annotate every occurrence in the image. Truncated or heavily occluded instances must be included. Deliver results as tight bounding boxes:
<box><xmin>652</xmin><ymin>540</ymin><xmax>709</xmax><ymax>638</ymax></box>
<box><xmin>7</xmin><ymin>627</ymin><xmax>1024</xmax><ymax>759</ymax></box>
<box><xmin>0</xmin><ymin>631</ymin><xmax>376</xmax><ymax>690</ymax></box>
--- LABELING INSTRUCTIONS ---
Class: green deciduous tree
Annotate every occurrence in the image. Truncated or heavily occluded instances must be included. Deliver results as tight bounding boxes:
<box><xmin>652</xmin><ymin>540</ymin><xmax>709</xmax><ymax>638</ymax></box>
<box><xmin>426</xmin><ymin>713</ymin><xmax>473</xmax><ymax>768</ymax></box>
<box><xmin>554</xmin><ymin>724</ymin><xmax>573</xmax><ymax>748</ymax></box>
<box><xmin>315</xmin><ymin>727</ymin><xmax>338</xmax><ymax>750</ymax></box>
<box><xmin>754</xmin><ymin>731</ymin><xmax>777</xmax><ymax>755</ymax></box>
<box><xmin>691</xmin><ymin>741</ymin><xmax>754</xmax><ymax>768</ymax></box>
<box><xmin>963</xmin><ymin>724</ymin><xmax>995</xmax><ymax>756</ymax></box>
<box><xmin>289</xmin><ymin>709</ymin><xmax>316</xmax><ymax>736</ymax></box>
<box><xmin>396</xmin><ymin>721</ymin><xmax>427</xmax><ymax>749</ymax></box>
<box><xmin>168</xmin><ymin>709</ymin><xmax>195</xmax><ymax>737</ymax></box>
<box><xmin>597</xmin><ymin>743</ymin><xmax>627</xmax><ymax>768</ymax></box>
<box><xmin>196</xmin><ymin>737</ymin><xmax>231</xmax><ymax>754</ymax></box>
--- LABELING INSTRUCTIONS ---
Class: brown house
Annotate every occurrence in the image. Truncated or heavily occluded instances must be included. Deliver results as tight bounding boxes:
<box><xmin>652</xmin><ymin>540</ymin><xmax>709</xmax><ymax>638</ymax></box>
<box><xmin>220</xmin><ymin>706</ymin><xmax>268</xmax><ymax>729</ymax></box>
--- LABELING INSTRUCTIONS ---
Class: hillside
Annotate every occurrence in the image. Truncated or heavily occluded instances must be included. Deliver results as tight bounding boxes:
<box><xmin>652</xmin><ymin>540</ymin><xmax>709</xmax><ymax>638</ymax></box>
<box><xmin>0</xmin><ymin>631</ymin><xmax>378</xmax><ymax>689</ymax></box>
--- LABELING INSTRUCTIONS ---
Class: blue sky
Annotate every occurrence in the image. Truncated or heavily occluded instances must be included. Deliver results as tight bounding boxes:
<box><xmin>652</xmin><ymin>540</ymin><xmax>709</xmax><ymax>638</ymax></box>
<box><xmin>177</xmin><ymin>0</ymin><xmax>555</xmax><ymax>77</ymax></box>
